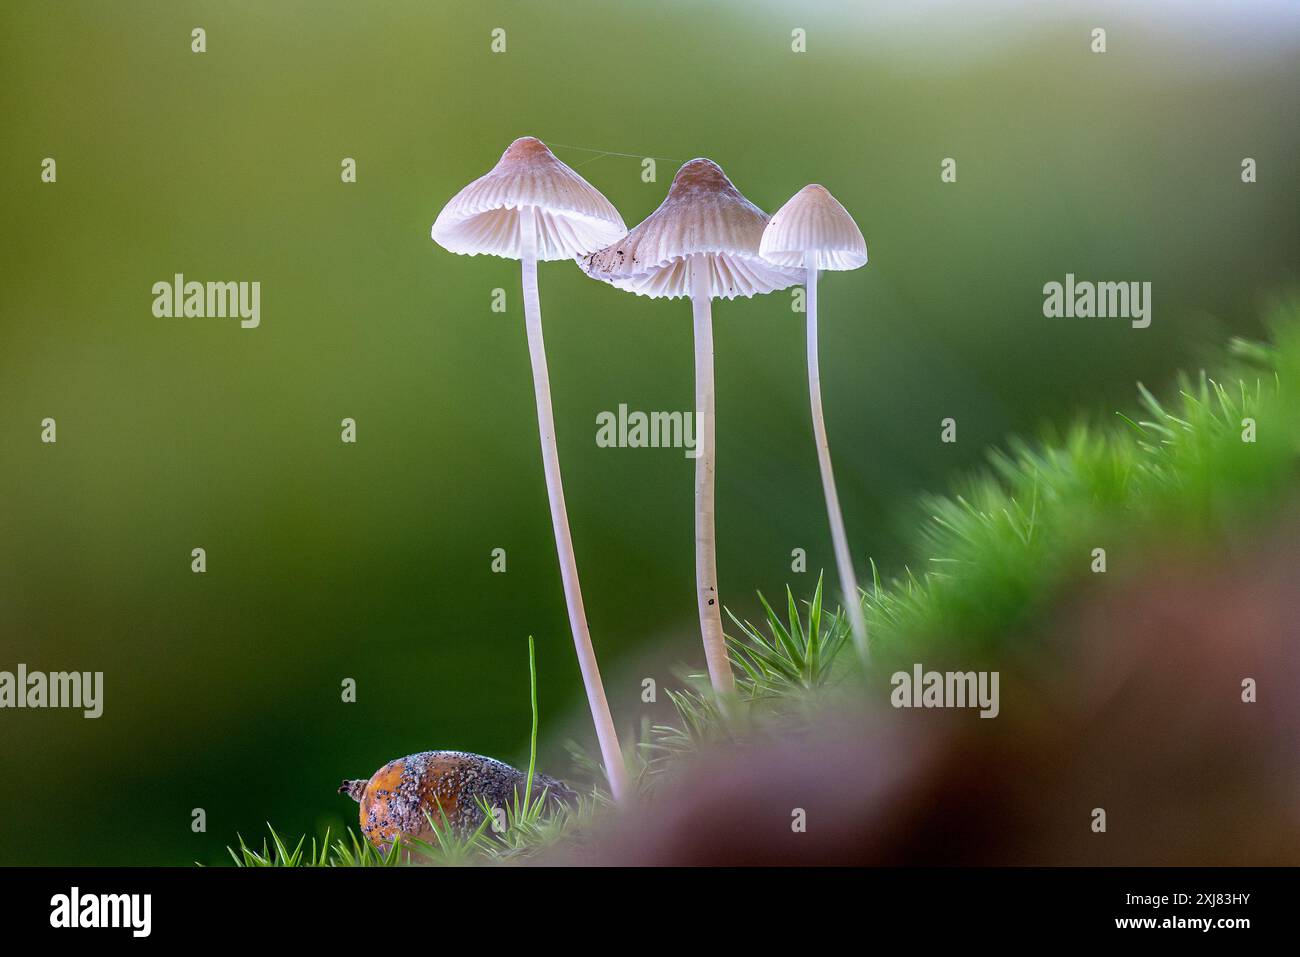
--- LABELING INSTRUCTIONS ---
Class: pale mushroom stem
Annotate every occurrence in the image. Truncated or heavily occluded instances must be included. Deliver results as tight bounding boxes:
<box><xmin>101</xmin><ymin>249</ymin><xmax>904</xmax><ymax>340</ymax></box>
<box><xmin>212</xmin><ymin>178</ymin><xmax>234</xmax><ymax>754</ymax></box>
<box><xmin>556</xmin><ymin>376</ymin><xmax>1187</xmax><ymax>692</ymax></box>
<box><xmin>805</xmin><ymin>257</ymin><xmax>870</xmax><ymax>665</ymax></box>
<box><xmin>690</xmin><ymin>255</ymin><xmax>736</xmax><ymax>695</ymax></box>
<box><xmin>519</xmin><ymin>205</ymin><xmax>630</xmax><ymax>802</ymax></box>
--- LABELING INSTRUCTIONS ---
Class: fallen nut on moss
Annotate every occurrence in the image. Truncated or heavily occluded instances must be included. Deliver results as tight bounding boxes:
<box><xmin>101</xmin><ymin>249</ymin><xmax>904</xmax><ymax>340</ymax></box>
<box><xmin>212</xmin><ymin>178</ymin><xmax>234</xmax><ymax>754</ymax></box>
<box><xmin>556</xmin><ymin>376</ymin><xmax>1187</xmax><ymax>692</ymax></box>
<box><xmin>339</xmin><ymin>750</ymin><xmax>576</xmax><ymax>847</ymax></box>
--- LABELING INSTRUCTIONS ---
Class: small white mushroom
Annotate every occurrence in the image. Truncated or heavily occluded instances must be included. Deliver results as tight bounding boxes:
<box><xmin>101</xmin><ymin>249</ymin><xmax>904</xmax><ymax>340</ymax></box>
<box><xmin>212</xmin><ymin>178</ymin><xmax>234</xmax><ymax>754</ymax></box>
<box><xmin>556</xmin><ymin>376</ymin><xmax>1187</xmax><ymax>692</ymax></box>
<box><xmin>432</xmin><ymin>136</ymin><xmax>631</xmax><ymax>802</ymax></box>
<box><xmin>583</xmin><ymin>159</ymin><xmax>801</xmax><ymax>695</ymax></box>
<box><xmin>760</xmin><ymin>184</ymin><xmax>870</xmax><ymax>664</ymax></box>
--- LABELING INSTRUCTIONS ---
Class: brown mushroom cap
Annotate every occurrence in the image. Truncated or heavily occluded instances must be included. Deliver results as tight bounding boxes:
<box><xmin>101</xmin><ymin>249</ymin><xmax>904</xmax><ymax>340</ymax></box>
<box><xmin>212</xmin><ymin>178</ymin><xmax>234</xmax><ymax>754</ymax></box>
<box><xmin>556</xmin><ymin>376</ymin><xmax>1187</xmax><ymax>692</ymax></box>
<box><xmin>760</xmin><ymin>184</ymin><xmax>868</xmax><ymax>271</ymax></box>
<box><xmin>581</xmin><ymin>158</ymin><xmax>801</xmax><ymax>300</ymax></box>
<box><xmin>431</xmin><ymin>136</ymin><xmax>627</xmax><ymax>261</ymax></box>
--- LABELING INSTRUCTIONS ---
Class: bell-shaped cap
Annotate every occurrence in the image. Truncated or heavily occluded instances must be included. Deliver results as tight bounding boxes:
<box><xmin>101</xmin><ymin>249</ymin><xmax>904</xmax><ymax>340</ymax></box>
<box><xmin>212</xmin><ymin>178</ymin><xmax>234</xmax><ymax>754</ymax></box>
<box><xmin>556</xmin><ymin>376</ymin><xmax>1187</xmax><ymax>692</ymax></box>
<box><xmin>759</xmin><ymin>184</ymin><xmax>867</xmax><ymax>271</ymax></box>
<box><xmin>581</xmin><ymin>158</ymin><xmax>801</xmax><ymax>300</ymax></box>
<box><xmin>431</xmin><ymin>136</ymin><xmax>627</xmax><ymax>261</ymax></box>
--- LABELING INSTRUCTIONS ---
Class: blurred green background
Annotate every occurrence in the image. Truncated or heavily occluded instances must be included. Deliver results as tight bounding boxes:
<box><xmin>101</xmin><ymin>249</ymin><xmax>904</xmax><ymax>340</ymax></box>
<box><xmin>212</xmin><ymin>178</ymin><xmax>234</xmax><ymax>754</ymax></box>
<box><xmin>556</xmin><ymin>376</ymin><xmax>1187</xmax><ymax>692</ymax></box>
<box><xmin>0</xmin><ymin>1</ymin><xmax>1296</xmax><ymax>863</ymax></box>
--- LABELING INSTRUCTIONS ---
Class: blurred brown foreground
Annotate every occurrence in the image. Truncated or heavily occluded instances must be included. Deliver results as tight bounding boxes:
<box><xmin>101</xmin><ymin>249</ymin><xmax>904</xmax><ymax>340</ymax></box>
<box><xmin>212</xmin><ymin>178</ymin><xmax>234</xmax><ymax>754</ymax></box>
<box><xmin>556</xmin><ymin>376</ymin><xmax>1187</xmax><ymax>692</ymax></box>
<box><xmin>563</xmin><ymin>531</ymin><xmax>1300</xmax><ymax>865</ymax></box>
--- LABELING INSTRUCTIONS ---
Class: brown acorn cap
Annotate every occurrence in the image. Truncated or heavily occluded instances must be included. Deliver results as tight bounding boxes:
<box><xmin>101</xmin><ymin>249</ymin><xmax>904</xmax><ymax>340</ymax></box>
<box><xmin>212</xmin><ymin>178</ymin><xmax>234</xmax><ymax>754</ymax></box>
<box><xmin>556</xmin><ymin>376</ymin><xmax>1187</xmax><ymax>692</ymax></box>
<box><xmin>431</xmin><ymin>136</ymin><xmax>627</xmax><ymax>261</ymax></box>
<box><xmin>581</xmin><ymin>158</ymin><xmax>801</xmax><ymax>300</ymax></box>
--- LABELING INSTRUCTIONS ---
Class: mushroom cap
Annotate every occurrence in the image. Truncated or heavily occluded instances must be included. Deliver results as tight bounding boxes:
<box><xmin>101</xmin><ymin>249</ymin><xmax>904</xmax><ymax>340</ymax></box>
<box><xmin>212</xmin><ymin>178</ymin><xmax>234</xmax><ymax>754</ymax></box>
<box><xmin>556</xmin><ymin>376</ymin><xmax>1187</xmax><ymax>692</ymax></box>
<box><xmin>581</xmin><ymin>158</ymin><xmax>801</xmax><ymax>300</ymax></box>
<box><xmin>759</xmin><ymin>184</ymin><xmax>867</xmax><ymax>271</ymax></box>
<box><xmin>431</xmin><ymin>136</ymin><xmax>627</xmax><ymax>261</ymax></box>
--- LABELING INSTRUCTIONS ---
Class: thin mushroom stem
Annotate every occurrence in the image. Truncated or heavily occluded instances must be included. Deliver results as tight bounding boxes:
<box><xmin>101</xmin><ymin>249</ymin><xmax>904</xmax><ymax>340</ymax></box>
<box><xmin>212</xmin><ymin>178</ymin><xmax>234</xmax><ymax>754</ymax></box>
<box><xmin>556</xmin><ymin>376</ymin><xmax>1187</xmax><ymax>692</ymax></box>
<box><xmin>805</xmin><ymin>256</ymin><xmax>870</xmax><ymax>665</ymax></box>
<box><xmin>519</xmin><ymin>205</ymin><xmax>630</xmax><ymax>802</ymax></box>
<box><xmin>691</xmin><ymin>254</ymin><xmax>736</xmax><ymax>695</ymax></box>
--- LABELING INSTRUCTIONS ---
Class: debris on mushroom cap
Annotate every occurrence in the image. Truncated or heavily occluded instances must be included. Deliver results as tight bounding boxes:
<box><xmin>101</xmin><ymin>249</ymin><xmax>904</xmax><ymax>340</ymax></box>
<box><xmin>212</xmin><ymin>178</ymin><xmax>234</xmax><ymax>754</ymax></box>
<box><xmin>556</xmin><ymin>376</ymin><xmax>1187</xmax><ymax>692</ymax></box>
<box><xmin>581</xmin><ymin>158</ymin><xmax>801</xmax><ymax>301</ymax></box>
<box><xmin>431</xmin><ymin>136</ymin><xmax>627</xmax><ymax>262</ymax></box>
<box><xmin>341</xmin><ymin>750</ymin><xmax>578</xmax><ymax>848</ymax></box>
<box><xmin>759</xmin><ymin>183</ymin><xmax>868</xmax><ymax>271</ymax></box>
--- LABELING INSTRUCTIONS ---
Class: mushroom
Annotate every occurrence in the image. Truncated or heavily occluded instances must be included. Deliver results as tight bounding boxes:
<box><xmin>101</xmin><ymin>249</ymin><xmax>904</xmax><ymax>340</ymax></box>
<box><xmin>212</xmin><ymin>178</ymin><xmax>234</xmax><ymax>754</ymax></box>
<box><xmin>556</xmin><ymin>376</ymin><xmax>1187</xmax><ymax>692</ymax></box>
<box><xmin>582</xmin><ymin>159</ymin><xmax>801</xmax><ymax>695</ymax></box>
<box><xmin>759</xmin><ymin>184</ymin><xmax>870</xmax><ymax>664</ymax></box>
<box><xmin>431</xmin><ymin>136</ymin><xmax>631</xmax><ymax>801</ymax></box>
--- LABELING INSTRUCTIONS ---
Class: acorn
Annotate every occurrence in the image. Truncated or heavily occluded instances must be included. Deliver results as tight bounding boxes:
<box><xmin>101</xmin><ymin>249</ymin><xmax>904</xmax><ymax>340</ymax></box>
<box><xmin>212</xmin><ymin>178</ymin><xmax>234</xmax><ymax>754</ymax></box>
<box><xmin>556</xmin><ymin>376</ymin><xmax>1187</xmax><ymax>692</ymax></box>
<box><xmin>339</xmin><ymin>750</ymin><xmax>577</xmax><ymax>847</ymax></box>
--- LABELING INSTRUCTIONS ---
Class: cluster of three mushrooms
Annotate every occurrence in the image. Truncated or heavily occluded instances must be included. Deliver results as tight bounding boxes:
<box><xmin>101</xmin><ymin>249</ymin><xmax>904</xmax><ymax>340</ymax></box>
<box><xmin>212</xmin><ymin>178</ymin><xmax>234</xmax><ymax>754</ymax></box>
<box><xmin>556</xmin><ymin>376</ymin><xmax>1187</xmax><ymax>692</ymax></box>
<box><xmin>431</xmin><ymin>138</ymin><xmax>868</xmax><ymax>802</ymax></box>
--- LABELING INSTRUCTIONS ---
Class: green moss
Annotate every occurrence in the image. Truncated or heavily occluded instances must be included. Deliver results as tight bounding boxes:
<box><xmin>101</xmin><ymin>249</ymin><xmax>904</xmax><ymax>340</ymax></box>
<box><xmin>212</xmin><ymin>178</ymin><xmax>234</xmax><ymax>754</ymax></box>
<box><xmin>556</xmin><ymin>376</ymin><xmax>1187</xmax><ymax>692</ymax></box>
<box><xmin>866</xmin><ymin>302</ymin><xmax>1299</xmax><ymax>666</ymax></box>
